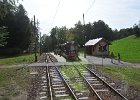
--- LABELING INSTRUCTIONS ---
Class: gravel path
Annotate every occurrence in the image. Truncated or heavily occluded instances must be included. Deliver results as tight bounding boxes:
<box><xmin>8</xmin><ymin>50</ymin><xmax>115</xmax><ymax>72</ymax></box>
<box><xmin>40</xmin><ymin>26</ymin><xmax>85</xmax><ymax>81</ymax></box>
<box><xmin>29</xmin><ymin>53</ymin><xmax>140</xmax><ymax>68</ymax></box>
<box><xmin>86</xmin><ymin>55</ymin><xmax>133</xmax><ymax>67</ymax></box>
<box><xmin>79</xmin><ymin>54</ymin><xmax>140</xmax><ymax>68</ymax></box>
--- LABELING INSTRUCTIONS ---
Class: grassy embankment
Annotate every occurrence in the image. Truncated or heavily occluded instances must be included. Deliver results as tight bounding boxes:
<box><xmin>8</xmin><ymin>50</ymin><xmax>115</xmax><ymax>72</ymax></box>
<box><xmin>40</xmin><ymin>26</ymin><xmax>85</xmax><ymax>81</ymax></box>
<box><xmin>99</xmin><ymin>66</ymin><xmax>140</xmax><ymax>88</ymax></box>
<box><xmin>0</xmin><ymin>54</ymin><xmax>35</xmax><ymax>65</ymax></box>
<box><xmin>0</xmin><ymin>67</ymin><xmax>30</xmax><ymax>99</ymax></box>
<box><xmin>102</xmin><ymin>35</ymin><xmax>140</xmax><ymax>88</ymax></box>
<box><xmin>110</xmin><ymin>35</ymin><xmax>140</xmax><ymax>63</ymax></box>
<box><xmin>0</xmin><ymin>54</ymin><xmax>35</xmax><ymax>99</ymax></box>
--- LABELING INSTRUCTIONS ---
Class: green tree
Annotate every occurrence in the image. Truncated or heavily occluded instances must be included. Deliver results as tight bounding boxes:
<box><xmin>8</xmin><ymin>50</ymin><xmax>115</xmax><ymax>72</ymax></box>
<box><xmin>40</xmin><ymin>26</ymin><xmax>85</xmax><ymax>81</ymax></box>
<box><xmin>85</xmin><ymin>23</ymin><xmax>93</xmax><ymax>41</ymax></box>
<box><xmin>56</xmin><ymin>26</ymin><xmax>67</xmax><ymax>44</ymax></box>
<box><xmin>0</xmin><ymin>26</ymin><xmax>8</xmax><ymax>47</ymax></box>
<box><xmin>92</xmin><ymin>20</ymin><xmax>113</xmax><ymax>40</ymax></box>
<box><xmin>41</xmin><ymin>34</ymin><xmax>52</xmax><ymax>52</ymax></box>
<box><xmin>65</xmin><ymin>31</ymin><xmax>74</xmax><ymax>42</ymax></box>
<box><xmin>133</xmin><ymin>23</ymin><xmax>140</xmax><ymax>37</ymax></box>
<box><xmin>0</xmin><ymin>4</ymin><xmax>32</xmax><ymax>55</ymax></box>
<box><xmin>4</xmin><ymin>4</ymin><xmax>31</xmax><ymax>50</ymax></box>
<box><xmin>0</xmin><ymin>0</ymin><xmax>17</xmax><ymax>19</ymax></box>
<box><xmin>15</xmin><ymin>4</ymin><xmax>31</xmax><ymax>50</ymax></box>
<box><xmin>50</xmin><ymin>27</ymin><xmax>57</xmax><ymax>51</ymax></box>
<box><xmin>73</xmin><ymin>21</ymin><xmax>84</xmax><ymax>46</ymax></box>
<box><xmin>0</xmin><ymin>0</ymin><xmax>15</xmax><ymax>48</ymax></box>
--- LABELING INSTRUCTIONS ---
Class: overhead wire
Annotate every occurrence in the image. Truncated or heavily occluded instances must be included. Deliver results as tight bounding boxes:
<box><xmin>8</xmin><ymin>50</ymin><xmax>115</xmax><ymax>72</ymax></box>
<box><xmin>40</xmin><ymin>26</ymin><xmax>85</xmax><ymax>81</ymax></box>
<box><xmin>51</xmin><ymin>0</ymin><xmax>61</xmax><ymax>27</ymax></box>
<box><xmin>85</xmin><ymin>0</ymin><xmax>96</xmax><ymax>15</ymax></box>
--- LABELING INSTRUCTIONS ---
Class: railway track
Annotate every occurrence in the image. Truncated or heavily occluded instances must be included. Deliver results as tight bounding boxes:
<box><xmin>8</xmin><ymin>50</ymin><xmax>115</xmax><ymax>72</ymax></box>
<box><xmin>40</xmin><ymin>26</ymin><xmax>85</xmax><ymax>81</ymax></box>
<box><xmin>47</xmin><ymin>54</ymin><xmax>77</xmax><ymax>100</ymax></box>
<box><xmin>73</xmin><ymin>63</ymin><xmax>128</xmax><ymax>100</ymax></box>
<box><xmin>47</xmin><ymin>54</ymin><xmax>96</xmax><ymax>100</ymax></box>
<box><xmin>28</xmin><ymin>53</ymin><xmax>128</xmax><ymax>100</ymax></box>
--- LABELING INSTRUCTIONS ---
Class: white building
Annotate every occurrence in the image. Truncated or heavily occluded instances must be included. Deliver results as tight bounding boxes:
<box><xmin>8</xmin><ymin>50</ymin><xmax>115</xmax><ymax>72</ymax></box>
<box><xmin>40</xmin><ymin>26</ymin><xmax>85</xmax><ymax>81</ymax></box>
<box><xmin>85</xmin><ymin>38</ymin><xmax>111</xmax><ymax>56</ymax></box>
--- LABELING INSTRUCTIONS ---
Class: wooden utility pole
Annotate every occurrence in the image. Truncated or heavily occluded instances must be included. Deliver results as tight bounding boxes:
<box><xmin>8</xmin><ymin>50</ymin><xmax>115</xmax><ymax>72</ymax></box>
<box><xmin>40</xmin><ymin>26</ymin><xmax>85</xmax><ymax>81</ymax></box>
<box><xmin>83</xmin><ymin>13</ymin><xmax>86</xmax><ymax>58</ymax></box>
<box><xmin>40</xmin><ymin>32</ymin><xmax>42</xmax><ymax>55</ymax></box>
<box><xmin>34</xmin><ymin>15</ymin><xmax>37</xmax><ymax>62</ymax></box>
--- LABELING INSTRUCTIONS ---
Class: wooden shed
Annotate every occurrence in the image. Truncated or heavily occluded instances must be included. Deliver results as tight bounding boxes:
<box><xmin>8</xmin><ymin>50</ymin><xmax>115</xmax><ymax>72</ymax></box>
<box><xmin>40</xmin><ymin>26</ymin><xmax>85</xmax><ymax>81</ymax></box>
<box><xmin>85</xmin><ymin>38</ymin><xmax>110</xmax><ymax>56</ymax></box>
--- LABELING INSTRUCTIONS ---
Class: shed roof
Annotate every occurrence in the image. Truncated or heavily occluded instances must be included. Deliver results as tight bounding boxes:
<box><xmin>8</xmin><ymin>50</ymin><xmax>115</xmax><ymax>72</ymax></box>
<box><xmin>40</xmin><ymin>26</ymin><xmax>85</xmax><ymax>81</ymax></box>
<box><xmin>85</xmin><ymin>38</ymin><xmax>103</xmax><ymax>46</ymax></box>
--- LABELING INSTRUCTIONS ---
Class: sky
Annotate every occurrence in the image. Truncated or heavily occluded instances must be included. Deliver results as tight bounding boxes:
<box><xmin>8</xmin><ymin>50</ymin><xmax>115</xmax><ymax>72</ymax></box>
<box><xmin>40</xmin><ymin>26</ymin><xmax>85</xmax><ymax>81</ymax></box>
<box><xmin>20</xmin><ymin>0</ymin><xmax>140</xmax><ymax>35</ymax></box>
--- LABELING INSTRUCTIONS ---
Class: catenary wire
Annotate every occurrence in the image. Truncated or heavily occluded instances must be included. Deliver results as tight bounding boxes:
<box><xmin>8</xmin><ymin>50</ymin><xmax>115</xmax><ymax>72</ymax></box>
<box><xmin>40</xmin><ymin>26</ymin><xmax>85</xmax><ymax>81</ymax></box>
<box><xmin>85</xmin><ymin>0</ymin><xmax>96</xmax><ymax>15</ymax></box>
<box><xmin>51</xmin><ymin>0</ymin><xmax>61</xmax><ymax>27</ymax></box>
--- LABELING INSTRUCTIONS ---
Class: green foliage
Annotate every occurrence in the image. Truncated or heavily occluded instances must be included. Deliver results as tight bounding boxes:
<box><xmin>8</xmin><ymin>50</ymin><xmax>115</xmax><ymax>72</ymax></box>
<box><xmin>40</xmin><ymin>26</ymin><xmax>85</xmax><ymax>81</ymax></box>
<box><xmin>48</xmin><ymin>20</ymin><xmax>115</xmax><ymax>51</ymax></box>
<box><xmin>0</xmin><ymin>26</ymin><xmax>8</xmax><ymax>47</ymax></box>
<box><xmin>0</xmin><ymin>54</ymin><xmax>34</xmax><ymax>65</ymax></box>
<box><xmin>50</xmin><ymin>27</ymin><xmax>57</xmax><ymax>50</ymax></box>
<box><xmin>65</xmin><ymin>31</ymin><xmax>74</xmax><ymax>42</ymax></box>
<box><xmin>0</xmin><ymin>0</ymin><xmax>17</xmax><ymax>19</ymax></box>
<box><xmin>99</xmin><ymin>66</ymin><xmax>140</xmax><ymax>88</ymax></box>
<box><xmin>110</xmin><ymin>35</ymin><xmax>140</xmax><ymax>63</ymax></box>
<box><xmin>0</xmin><ymin>3</ymin><xmax>33</xmax><ymax>55</ymax></box>
<box><xmin>91</xmin><ymin>20</ymin><xmax>113</xmax><ymax>40</ymax></box>
<box><xmin>73</xmin><ymin>21</ymin><xmax>85</xmax><ymax>46</ymax></box>
<box><xmin>133</xmin><ymin>25</ymin><xmax>140</xmax><ymax>37</ymax></box>
<box><xmin>56</xmin><ymin>26</ymin><xmax>67</xmax><ymax>44</ymax></box>
<box><xmin>41</xmin><ymin>34</ymin><xmax>52</xmax><ymax>52</ymax></box>
<box><xmin>13</xmin><ymin>4</ymin><xmax>31</xmax><ymax>50</ymax></box>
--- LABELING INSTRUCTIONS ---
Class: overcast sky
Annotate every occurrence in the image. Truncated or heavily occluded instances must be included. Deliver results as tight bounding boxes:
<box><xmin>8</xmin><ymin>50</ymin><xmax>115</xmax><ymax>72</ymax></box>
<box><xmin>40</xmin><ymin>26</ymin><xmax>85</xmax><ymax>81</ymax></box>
<box><xmin>20</xmin><ymin>0</ymin><xmax>140</xmax><ymax>35</ymax></box>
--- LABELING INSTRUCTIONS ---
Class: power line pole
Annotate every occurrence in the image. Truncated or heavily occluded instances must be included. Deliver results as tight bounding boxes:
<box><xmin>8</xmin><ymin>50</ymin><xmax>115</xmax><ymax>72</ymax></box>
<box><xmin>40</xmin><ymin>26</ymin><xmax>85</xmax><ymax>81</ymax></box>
<box><xmin>83</xmin><ymin>13</ymin><xmax>86</xmax><ymax>58</ymax></box>
<box><xmin>34</xmin><ymin>15</ymin><xmax>37</xmax><ymax>62</ymax></box>
<box><xmin>40</xmin><ymin>32</ymin><xmax>42</xmax><ymax>55</ymax></box>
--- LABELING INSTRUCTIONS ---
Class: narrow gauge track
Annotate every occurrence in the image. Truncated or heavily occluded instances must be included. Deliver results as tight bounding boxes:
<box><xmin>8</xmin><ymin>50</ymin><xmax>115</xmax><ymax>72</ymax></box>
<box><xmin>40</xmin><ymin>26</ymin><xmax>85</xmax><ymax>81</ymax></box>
<box><xmin>28</xmin><ymin>53</ymin><xmax>128</xmax><ymax>100</ymax></box>
<box><xmin>46</xmin><ymin>53</ymin><xmax>78</xmax><ymax>100</ymax></box>
<box><xmin>47</xmin><ymin>53</ymin><xmax>99</xmax><ymax>100</ymax></box>
<box><xmin>73</xmin><ymin>63</ymin><xmax>128</xmax><ymax>100</ymax></box>
<box><xmin>60</xmin><ymin>65</ymin><xmax>95</xmax><ymax>99</ymax></box>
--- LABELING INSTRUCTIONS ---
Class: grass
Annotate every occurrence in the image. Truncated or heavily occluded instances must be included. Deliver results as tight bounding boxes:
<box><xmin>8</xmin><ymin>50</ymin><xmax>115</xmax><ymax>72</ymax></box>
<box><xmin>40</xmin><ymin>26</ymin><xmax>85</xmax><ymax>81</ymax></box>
<box><xmin>0</xmin><ymin>67</ymin><xmax>30</xmax><ymax>98</ymax></box>
<box><xmin>0</xmin><ymin>54</ymin><xmax>35</xmax><ymax>65</ymax></box>
<box><xmin>61</xmin><ymin>65</ymin><xmax>79</xmax><ymax>78</ymax></box>
<box><xmin>99</xmin><ymin>66</ymin><xmax>140</xmax><ymax>88</ymax></box>
<box><xmin>71</xmin><ymin>82</ymin><xmax>85</xmax><ymax>91</ymax></box>
<box><xmin>110</xmin><ymin>35</ymin><xmax>140</xmax><ymax>63</ymax></box>
<box><xmin>60</xmin><ymin>65</ymin><xmax>85</xmax><ymax>91</ymax></box>
<box><xmin>79</xmin><ymin>47</ymin><xmax>85</xmax><ymax>54</ymax></box>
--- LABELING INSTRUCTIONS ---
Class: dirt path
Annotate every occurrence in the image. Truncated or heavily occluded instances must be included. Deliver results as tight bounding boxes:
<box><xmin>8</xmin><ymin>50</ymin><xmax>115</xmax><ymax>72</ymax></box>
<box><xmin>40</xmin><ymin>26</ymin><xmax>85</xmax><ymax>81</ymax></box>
<box><xmin>0</xmin><ymin>64</ymin><xmax>28</xmax><ymax>68</ymax></box>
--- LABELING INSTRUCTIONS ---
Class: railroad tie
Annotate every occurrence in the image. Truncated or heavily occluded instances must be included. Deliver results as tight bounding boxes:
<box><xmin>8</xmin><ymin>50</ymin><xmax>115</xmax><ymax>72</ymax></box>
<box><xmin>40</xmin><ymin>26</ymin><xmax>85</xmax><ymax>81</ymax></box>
<box><xmin>39</xmin><ymin>96</ymin><xmax>47</xmax><ymax>100</ymax></box>
<box><xmin>55</xmin><ymin>94</ymin><xmax>69</xmax><ymax>98</ymax></box>
<box><xmin>95</xmin><ymin>89</ymin><xmax>109</xmax><ymax>92</ymax></box>
<box><xmin>78</xmin><ymin>96</ymin><xmax>89</xmax><ymax>100</ymax></box>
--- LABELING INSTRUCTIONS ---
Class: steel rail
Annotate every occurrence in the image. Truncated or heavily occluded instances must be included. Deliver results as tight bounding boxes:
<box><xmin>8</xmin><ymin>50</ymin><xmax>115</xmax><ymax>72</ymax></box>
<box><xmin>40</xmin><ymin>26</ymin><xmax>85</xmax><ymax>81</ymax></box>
<box><xmin>87</xmin><ymin>67</ymin><xmax>128</xmax><ymax>100</ymax></box>
<box><xmin>46</xmin><ymin>65</ymin><xmax>53</xmax><ymax>100</ymax></box>
<box><xmin>73</xmin><ymin>65</ymin><xmax>102</xmax><ymax>100</ymax></box>
<box><xmin>47</xmin><ymin>54</ymin><xmax>78</xmax><ymax>100</ymax></box>
<box><xmin>55</xmin><ymin>66</ymin><xmax>78</xmax><ymax>100</ymax></box>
